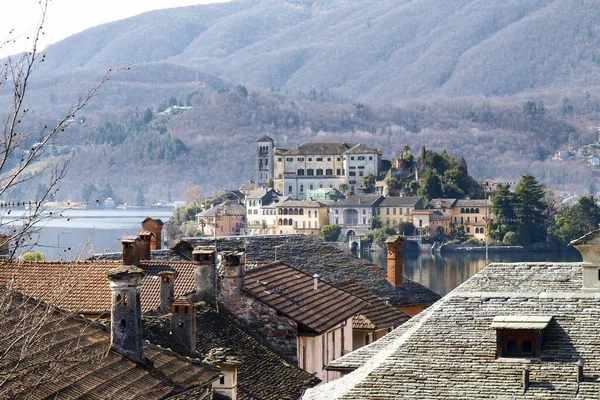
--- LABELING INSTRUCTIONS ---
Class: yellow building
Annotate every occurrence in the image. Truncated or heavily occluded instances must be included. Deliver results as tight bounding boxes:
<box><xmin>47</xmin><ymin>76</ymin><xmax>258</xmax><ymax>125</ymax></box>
<box><xmin>375</xmin><ymin>196</ymin><xmax>425</xmax><ymax>228</ymax></box>
<box><xmin>275</xmin><ymin>199</ymin><xmax>329</xmax><ymax>236</ymax></box>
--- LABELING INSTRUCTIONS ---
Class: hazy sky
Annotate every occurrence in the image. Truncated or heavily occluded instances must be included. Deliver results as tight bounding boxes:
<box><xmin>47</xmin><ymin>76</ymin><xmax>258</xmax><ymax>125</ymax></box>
<box><xmin>0</xmin><ymin>0</ymin><xmax>229</xmax><ymax>57</ymax></box>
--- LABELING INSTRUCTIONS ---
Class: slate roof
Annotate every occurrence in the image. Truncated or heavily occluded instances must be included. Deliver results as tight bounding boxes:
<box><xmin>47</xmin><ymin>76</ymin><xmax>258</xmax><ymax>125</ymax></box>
<box><xmin>378</xmin><ymin>196</ymin><xmax>424</xmax><ymax>208</ymax></box>
<box><xmin>278</xmin><ymin>199</ymin><xmax>327</xmax><ymax>208</ymax></box>
<box><xmin>0</xmin><ymin>260</ymin><xmax>196</xmax><ymax>315</ymax></box>
<box><xmin>245</xmin><ymin>187</ymin><xmax>269</xmax><ymax>199</ymax></box>
<box><xmin>196</xmin><ymin>200</ymin><xmax>246</xmax><ymax>217</ymax></box>
<box><xmin>0</xmin><ymin>291</ymin><xmax>219</xmax><ymax>399</ymax></box>
<box><xmin>143</xmin><ymin>302</ymin><xmax>320</xmax><ymax>400</ymax></box>
<box><xmin>345</xmin><ymin>144</ymin><xmax>381</xmax><ymax>154</ymax></box>
<box><xmin>455</xmin><ymin>199</ymin><xmax>490</xmax><ymax>208</ymax></box>
<box><xmin>284</xmin><ymin>142</ymin><xmax>359</xmax><ymax>156</ymax></box>
<box><xmin>428</xmin><ymin>198</ymin><xmax>458</xmax><ymax>209</ymax></box>
<box><xmin>306</xmin><ymin>262</ymin><xmax>600</xmax><ymax>399</ymax></box>
<box><xmin>256</xmin><ymin>134</ymin><xmax>274</xmax><ymax>142</ymax></box>
<box><xmin>340</xmin><ymin>282</ymin><xmax>410</xmax><ymax>331</ymax></box>
<box><xmin>328</xmin><ymin>195</ymin><xmax>384</xmax><ymax>208</ymax></box>
<box><xmin>181</xmin><ymin>235</ymin><xmax>440</xmax><ymax>308</ymax></box>
<box><xmin>244</xmin><ymin>262</ymin><xmax>367</xmax><ymax>334</ymax></box>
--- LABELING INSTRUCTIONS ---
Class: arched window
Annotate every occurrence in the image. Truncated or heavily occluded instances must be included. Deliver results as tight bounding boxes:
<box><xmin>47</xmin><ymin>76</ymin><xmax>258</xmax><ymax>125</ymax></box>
<box><xmin>475</xmin><ymin>208</ymin><xmax>480</xmax><ymax>213</ymax></box>
<box><xmin>297</xmin><ymin>168</ymin><xmax>305</xmax><ymax>176</ymax></box>
<box><xmin>299</xmin><ymin>209</ymin><xmax>304</xmax><ymax>215</ymax></box>
<box><xmin>329</xmin><ymin>184</ymin><xmax>333</xmax><ymax>188</ymax></box>
<box><xmin>309</xmin><ymin>184</ymin><xmax>314</xmax><ymax>190</ymax></box>
<box><xmin>316</xmin><ymin>168</ymin><xmax>323</xmax><ymax>176</ymax></box>
<box><xmin>307</xmin><ymin>168</ymin><xmax>314</xmax><ymax>176</ymax></box>
<box><xmin>283</xmin><ymin>209</ymin><xmax>288</xmax><ymax>215</ymax></box>
<box><xmin>470</xmin><ymin>208</ymin><xmax>476</xmax><ymax>213</ymax></box>
<box><xmin>300</xmin><ymin>184</ymin><xmax>304</xmax><ymax>193</ymax></box>
<box><xmin>278</xmin><ymin>218</ymin><xmax>282</xmax><ymax>225</ymax></box>
<box><xmin>294</xmin><ymin>209</ymin><xmax>299</xmax><ymax>215</ymax></box>
<box><xmin>278</xmin><ymin>209</ymin><xmax>283</xmax><ymax>215</ymax></box>
<box><xmin>461</xmin><ymin>208</ymin><xmax>465</xmax><ymax>213</ymax></box>
<box><xmin>475</xmin><ymin>227</ymin><xmax>479</xmax><ymax>234</ymax></box>
<box><xmin>325</xmin><ymin>169</ymin><xmax>333</xmax><ymax>176</ymax></box>
<box><xmin>319</xmin><ymin>184</ymin><xmax>323</xmax><ymax>189</ymax></box>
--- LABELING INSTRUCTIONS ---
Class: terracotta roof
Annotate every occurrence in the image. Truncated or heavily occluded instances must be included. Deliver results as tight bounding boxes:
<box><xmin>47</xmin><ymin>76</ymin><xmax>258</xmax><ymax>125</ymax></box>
<box><xmin>141</xmin><ymin>217</ymin><xmax>163</xmax><ymax>225</ymax></box>
<box><xmin>182</xmin><ymin>235</ymin><xmax>440</xmax><ymax>308</ymax></box>
<box><xmin>340</xmin><ymin>282</ymin><xmax>410</xmax><ymax>330</ymax></box>
<box><xmin>306</xmin><ymin>262</ymin><xmax>600</xmax><ymax>399</ymax></box>
<box><xmin>0</xmin><ymin>260</ymin><xmax>197</xmax><ymax>315</ymax></box>
<box><xmin>0</xmin><ymin>291</ymin><xmax>219</xmax><ymax>399</ymax></box>
<box><xmin>283</xmin><ymin>142</ymin><xmax>359</xmax><ymax>156</ymax></box>
<box><xmin>143</xmin><ymin>302</ymin><xmax>320</xmax><ymax>400</ymax></box>
<box><xmin>244</xmin><ymin>262</ymin><xmax>367</xmax><ymax>334</ymax></box>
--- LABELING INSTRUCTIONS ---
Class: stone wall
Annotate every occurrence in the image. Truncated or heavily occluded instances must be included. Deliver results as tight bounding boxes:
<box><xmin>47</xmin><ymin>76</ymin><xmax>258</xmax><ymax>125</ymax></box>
<box><xmin>220</xmin><ymin>277</ymin><xmax>298</xmax><ymax>363</ymax></box>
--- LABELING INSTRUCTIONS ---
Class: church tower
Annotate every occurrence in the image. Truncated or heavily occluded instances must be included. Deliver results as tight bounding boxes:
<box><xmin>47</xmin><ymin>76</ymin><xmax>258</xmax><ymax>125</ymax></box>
<box><xmin>256</xmin><ymin>135</ymin><xmax>274</xmax><ymax>188</ymax></box>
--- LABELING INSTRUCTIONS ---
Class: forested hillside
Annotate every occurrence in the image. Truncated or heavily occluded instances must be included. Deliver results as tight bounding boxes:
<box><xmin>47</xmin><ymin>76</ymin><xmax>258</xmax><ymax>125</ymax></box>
<box><xmin>49</xmin><ymin>87</ymin><xmax>596</xmax><ymax>204</ymax></box>
<box><xmin>2</xmin><ymin>0</ymin><xmax>600</xmax><ymax>203</ymax></box>
<box><xmin>23</xmin><ymin>0</ymin><xmax>600</xmax><ymax>103</ymax></box>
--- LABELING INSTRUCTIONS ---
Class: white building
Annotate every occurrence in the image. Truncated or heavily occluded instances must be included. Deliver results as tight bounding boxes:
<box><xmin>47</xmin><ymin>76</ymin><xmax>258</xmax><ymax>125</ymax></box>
<box><xmin>245</xmin><ymin>188</ymin><xmax>282</xmax><ymax>235</ymax></box>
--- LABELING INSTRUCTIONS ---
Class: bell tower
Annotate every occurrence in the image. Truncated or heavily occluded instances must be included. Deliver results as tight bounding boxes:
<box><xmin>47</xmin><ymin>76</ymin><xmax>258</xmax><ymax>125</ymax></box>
<box><xmin>256</xmin><ymin>135</ymin><xmax>274</xmax><ymax>188</ymax></box>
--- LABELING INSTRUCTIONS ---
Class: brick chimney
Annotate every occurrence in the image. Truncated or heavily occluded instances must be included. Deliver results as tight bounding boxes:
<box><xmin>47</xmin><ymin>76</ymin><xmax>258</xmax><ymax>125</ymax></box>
<box><xmin>159</xmin><ymin>271</ymin><xmax>175</xmax><ymax>314</ymax></box>
<box><xmin>122</xmin><ymin>236</ymin><xmax>140</xmax><ymax>267</ymax></box>
<box><xmin>571</xmin><ymin>229</ymin><xmax>600</xmax><ymax>291</ymax></box>
<box><xmin>141</xmin><ymin>217</ymin><xmax>163</xmax><ymax>250</ymax></box>
<box><xmin>192</xmin><ymin>246</ymin><xmax>216</xmax><ymax>302</ymax></box>
<box><xmin>107</xmin><ymin>266</ymin><xmax>145</xmax><ymax>363</ymax></box>
<box><xmin>138</xmin><ymin>231</ymin><xmax>153</xmax><ymax>261</ymax></box>
<box><xmin>171</xmin><ymin>297</ymin><xmax>196</xmax><ymax>351</ymax></box>
<box><xmin>218</xmin><ymin>251</ymin><xmax>246</xmax><ymax>310</ymax></box>
<box><xmin>385</xmin><ymin>235</ymin><xmax>405</xmax><ymax>287</ymax></box>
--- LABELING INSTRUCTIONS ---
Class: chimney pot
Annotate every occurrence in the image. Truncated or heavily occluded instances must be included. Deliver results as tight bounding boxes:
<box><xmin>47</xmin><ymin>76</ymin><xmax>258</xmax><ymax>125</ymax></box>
<box><xmin>576</xmin><ymin>359</ymin><xmax>584</xmax><ymax>383</ymax></box>
<box><xmin>171</xmin><ymin>297</ymin><xmax>196</xmax><ymax>351</ymax></box>
<box><xmin>522</xmin><ymin>365</ymin><xmax>530</xmax><ymax>392</ymax></box>
<box><xmin>570</xmin><ymin>230</ymin><xmax>600</xmax><ymax>291</ymax></box>
<box><xmin>192</xmin><ymin>246</ymin><xmax>217</xmax><ymax>302</ymax></box>
<box><xmin>138</xmin><ymin>231</ymin><xmax>153</xmax><ymax>261</ymax></box>
<box><xmin>107</xmin><ymin>266</ymin><xmax>145</xmax><ymax>363</ymax></box>
<box><xmin>141</xmin><ymin>217</ymin><xmax>163</xmax><ymax>250</ymax></box>
<box><xmin>313</xmin><ymin>274</ymin><xmax>320</xmax><ymax>290</ymax></box>
<box><xmin>121</xmin><ymin>236</ymin><xmax>140</xmax><ymax>267</ymax></box>
<box><xmin>158</xmin><ymin>271</ymin><xmax>175</xmax><ymax>314</ymax></box>
<box><xmin>385</xmin><ymin>236</ymin><xmax>405</xmax><ymax>287</ymax></box>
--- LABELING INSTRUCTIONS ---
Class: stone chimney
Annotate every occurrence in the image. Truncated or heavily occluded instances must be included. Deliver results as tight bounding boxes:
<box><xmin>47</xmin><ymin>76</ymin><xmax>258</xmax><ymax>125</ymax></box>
<box><xmin>192</xmin><ymin>246</ymin><xmax>216</xmax><ymax>302</ymax></box>
<box><xmin>571</xmin><ymin>229</ymin><xmax>600</xmax><ymax>291</ymax></box>
<box><xmin>171</xmin><ymin>297</ymin><xmax>196</xmax><ymax>351</ymax></box>
<box><xmin>107</xmin><ymin>266</ymin><xmax>145</xmax><ymax>363</ymax></box>
<box><xmin>141</xmin><ymin>217</ymin><xmax>163</xmax><ymax>250</ymax></box>
<box><xmin>203</xmin><ymin>348</ymin><xmax>240</xmax><ymax>400</ymax></box>
<box><xmin>159</xmin><ymin>271</ymin><xmax>175</xmax><ymax>314</ymax></box>
<box><xmin>385</xmin><ymin>235</ymin><xmax>405</xmax><ymax>287</ymax></box>
<box><xmin>122</xmin><ymin>236</ymin><xmax>140</xmax><ymax>267</ymax></box>
<box><xmin>313</xmin><ymin>274</ymin><xmax>320</xmax><ymax>290</ymax></box>
<box><xmin>138</xmin><ymin>231</ymin><xmax>153</xmax><ymax>261</ymax></box>
<box><xmin>219</xmin><ymin>251</ymin><xmax>246</xmax><ymax>309</ymax></box>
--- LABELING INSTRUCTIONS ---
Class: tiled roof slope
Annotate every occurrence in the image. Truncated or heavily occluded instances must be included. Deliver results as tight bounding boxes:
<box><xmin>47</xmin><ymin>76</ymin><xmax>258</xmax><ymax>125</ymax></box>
<box><xmin>244</xmin><ymin>262</ymin><xmax>367</xmax><ymax>333</ymax></box>
<box><xmin>305</xmin><ymin>262</ymin><xmax>600</xmax><ymax>399</ymax></box>
<box><xmin>183</xmin><ymin>235</ymin><xmax>441</xmax><ymax>307</ymax></box>
<box><xmin>0</xmin><ymin>260</ymin><xmax>196</xmax><ymax>315</ymax></box>
<box><xmin>327</xmin><ymin>195</ymin><xmax>384</xmax><ymax>208</ymax></box>
<box><xmin>455</xmin><ymin>199</ymin><xmax>490</xmax><ymax>207</ymax></box>
<box><xmin>340</xmin><ymin>282</ymin><xmax>410</xmax><ymax>330</ymax></box>
<box><xmin>0</xmin><ymin>291</ymin><xmax>219</xmax><ymax>399</ymax></box>
<box><xmin>143</xmin><ymin>302</ymin><xmax>320</xmax><ymax>400</ymax></box>
<box><xmin>378</xmin><ymin>196</ymin><xmax>424</xmax><ymax>208</ymax></box>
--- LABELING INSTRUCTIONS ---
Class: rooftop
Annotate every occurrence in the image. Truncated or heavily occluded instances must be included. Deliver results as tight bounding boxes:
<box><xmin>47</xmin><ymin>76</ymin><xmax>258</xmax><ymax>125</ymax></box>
<box><xmin>378</xmin><ymin>196</ymin><xmax>424</xmax><ymax>208</ymax></box>
<box><xmin>306</xmin><ymin>261</ymin><xmax>600</xmax><ymax>399</ymax></box>
<box><xmin>0</xmin><ymin>291</ymin><xmax>219</xmax><ymax>399</ymax></box>
<box><xmin>283</xmin><ymin>142</ymin><xmax>359</xmax><ymax>156</ymax></box>
<box><xmin>182</xmin><ymin>235</ymin><xmax>440</xmax><ymax>308</ymax></box>
<box><xmin>143</xmin><ymin>302</ymin><xmax>320</xmax><ymax>400</ymax></box>
<box><xmin>328</xmin><ymin>195</ymin><xmax>384</xmax><ymax>208</ymax></box>
<box><xmin>0</xmin><ymin>259</ymin><xmax>196</xmax><ymax>315</ymax></box>
<box><xmin>244</xmin><ymin>262</ymin><xmax>367</xmax><ymax>334</ymax></box>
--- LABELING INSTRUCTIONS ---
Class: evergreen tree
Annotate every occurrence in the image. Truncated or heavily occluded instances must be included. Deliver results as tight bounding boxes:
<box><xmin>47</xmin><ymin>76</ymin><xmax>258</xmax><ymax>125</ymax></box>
<box><xmin>513</xmin><ymin>174</ymin><xmax>548</xmax><ymax>244</ymax></box>
<box><xmin>549</xmin><ymin>196</ymin><xmax>600</xmax><ymax>246</ymax></box>
<box><xmin>490</xmin><ymin>184</ymin><xmax>517</xmax><ymax>242</ymax></box>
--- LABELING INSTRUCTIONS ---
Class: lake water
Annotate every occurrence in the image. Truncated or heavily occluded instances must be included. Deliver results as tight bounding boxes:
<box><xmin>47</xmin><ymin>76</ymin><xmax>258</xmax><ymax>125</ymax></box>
<box><xmin>363</xmin><ymin>249</ymin><xmax>582</xmax><ymax>296</ymax></box>
<box><xmin>1</xmin><ymin>208</ymin><xmax>174</xmax><ymax>260</ymax></box>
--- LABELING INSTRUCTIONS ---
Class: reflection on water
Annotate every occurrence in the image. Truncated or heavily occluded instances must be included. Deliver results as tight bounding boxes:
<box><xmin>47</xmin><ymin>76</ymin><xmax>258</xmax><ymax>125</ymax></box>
<box><xmin>0</xmin><ymin>208</ymin><xmax>173</xmax><ymax>260</ymax></box>
<box><xmin>363</xmin><ymin>249</ymin><xmax>582</xmax><ymax>296</ymax></box>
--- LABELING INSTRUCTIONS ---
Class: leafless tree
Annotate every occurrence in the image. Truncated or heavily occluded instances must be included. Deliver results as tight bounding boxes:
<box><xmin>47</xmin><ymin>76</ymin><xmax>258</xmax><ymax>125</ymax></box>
<box><xmin>0</xmin><ymin>2</ymin><xmax>127</xmax><ymax>396</ymax></box>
